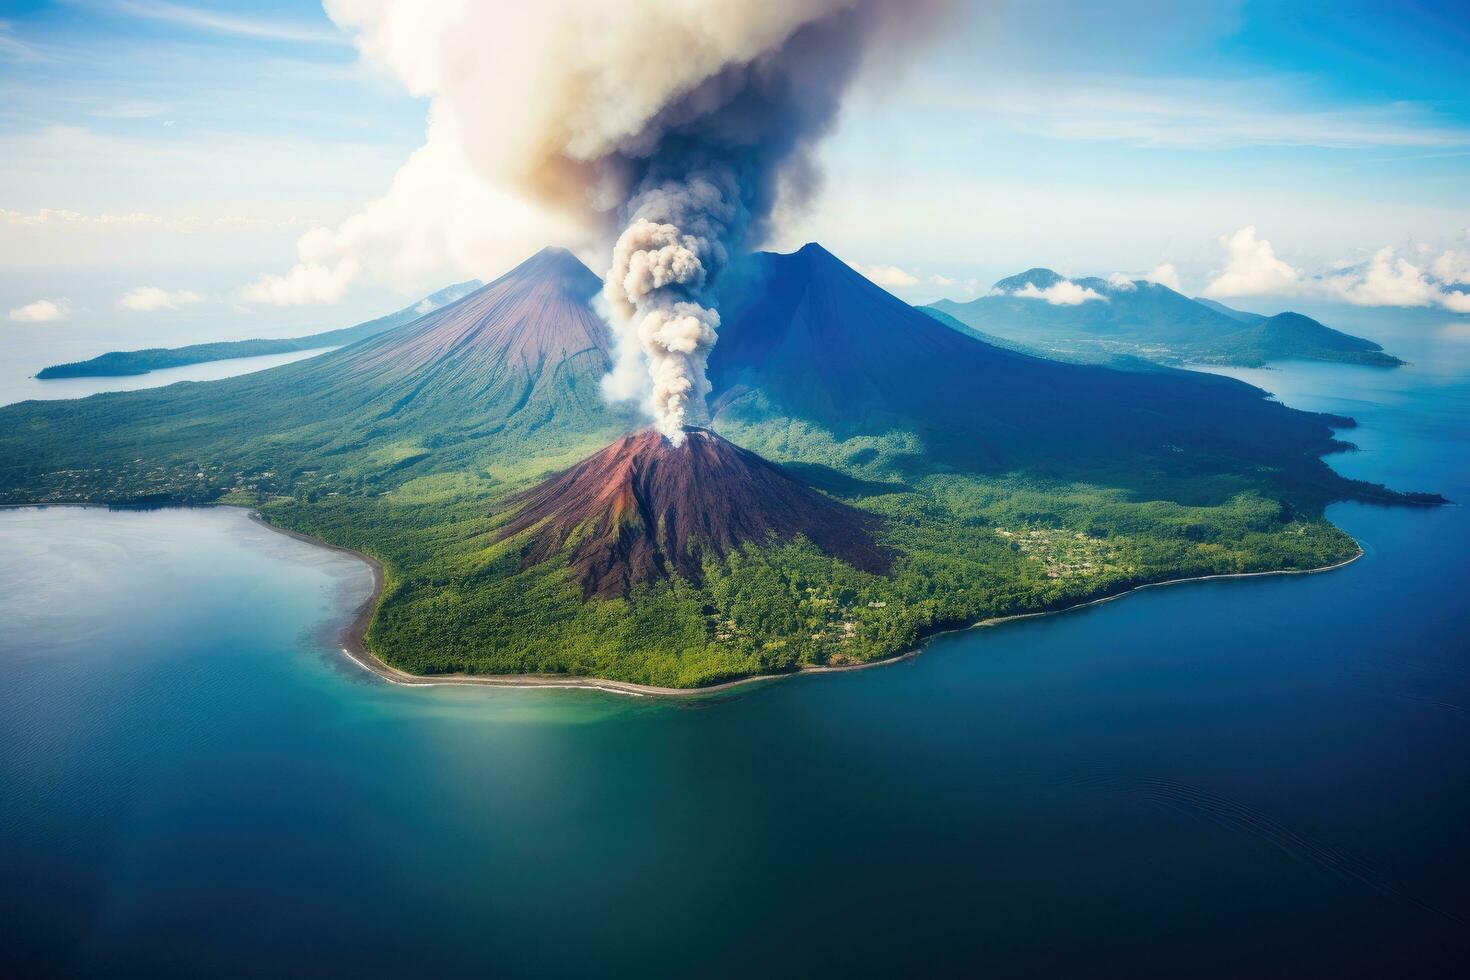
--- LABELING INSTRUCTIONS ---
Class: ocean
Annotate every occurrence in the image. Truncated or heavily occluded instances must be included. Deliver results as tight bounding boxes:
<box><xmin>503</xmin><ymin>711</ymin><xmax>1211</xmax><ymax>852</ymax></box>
<box><xmin>2</xmin><ymin>308</ymin><xmax>1467</xmax><ymax>976</ymax></box>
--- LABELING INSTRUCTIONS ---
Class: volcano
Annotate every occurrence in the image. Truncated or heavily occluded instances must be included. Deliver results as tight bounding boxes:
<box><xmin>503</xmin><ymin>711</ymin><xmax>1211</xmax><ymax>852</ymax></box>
<box><xmin>0</xmin><ymin>247</ymin><xmax>640</xmax><ymax>496</ymax></box>
<box><xmin>707</xmin><ymin>243</ymin><xmax>1366</xmax><ymax>499</ymax></box>
<box><xmin>496</xmin><ymin>427</ymin><xmax>889</xmax><ymax>598</ymax></box>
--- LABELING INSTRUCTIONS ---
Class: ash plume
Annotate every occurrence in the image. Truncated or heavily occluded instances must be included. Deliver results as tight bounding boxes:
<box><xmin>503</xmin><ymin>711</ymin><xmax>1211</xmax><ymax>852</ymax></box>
<box><xmin>327</xmin><ymin>0</ymin><xmax>953</xmax><ymax>443</ymax></box>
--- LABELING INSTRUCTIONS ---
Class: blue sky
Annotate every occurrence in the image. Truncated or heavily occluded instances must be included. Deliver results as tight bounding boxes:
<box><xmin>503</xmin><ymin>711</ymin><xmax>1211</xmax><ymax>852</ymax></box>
<box><xmin>1</xmin><ymin>0</ymin><xmax>1467</xmax><ymax>335</ymax></box>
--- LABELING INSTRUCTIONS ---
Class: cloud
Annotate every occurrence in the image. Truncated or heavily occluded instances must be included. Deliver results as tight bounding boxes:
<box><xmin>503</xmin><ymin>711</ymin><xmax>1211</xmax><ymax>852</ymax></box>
<box><xmin>118</xmin><ymin>286</ymin><xmax>204</xmax><ymax>311</ymax></box>
<box><xmin>1202</xmin><ymin>227</ymin><xmax>1470</xmax><ymax>311</ymax></box>
<box><xmin>1433</xmin><ymin>249</ymin><xmax>1470</xmax><ymax>286</ymax></box>
<box><xmin>860</xmin><ymin>264</ymin><xmax>919</xmax><ymax>287</ymax></box>
<box><xmin>7</xmin><ymin>298</ymin><xmax>69</xmax><ymax>323</ymax></box>
<box><xmin>238</xmin><ymin>116</ymin><xmax>585</xmax><ymax>302</ymax></box>
<box><xmin>1</xmin><ymin>208</ymin><xmax>310</xmax><ymax>232</ymax></box>
<box><xmin>239</xmin><ymin>255</ymin><xmax>359</xmax><ymax>306</ymax></box>
<box><xmin>1014</xmin><ymin>280</ymin><xmax>1106</xmax><ymax>305</ymax></box>
<box><xmin>1146</xmin><ymin>263</ymin><xmax>1182</xmax><ymax>291</ymax></box>
<box><xmin>931</xmin><ymin>80</ymin><xmax>1470</xmax><ymax>150</ymax></box>
<box><xmin>115</xmin><ymin>1</ymin><xmax>348</xmax><ymax>45</ymax></box>
<box><xmin>1202</xmin><ymin>226</ymin><xmax>1302</xmax><ymax>297</ymax></box>
<box><xmin>1334</xmin><ymin>247</ymin><xmax>1440</xmax><ymax>307</ymax></box>
<box><xmin>0</xmin><ymin>18</ymin><xmax>43</xmax><ymax>62</ymax></box>
<box><xmin>927</xmin><ymin>274</ymin><xmax>957</xmax><ymax>287</ymax></box>
<box><xmin>1107</xmin><ymin>264</ymin><xmax>1182</xmax><ymax>293</ymax></box>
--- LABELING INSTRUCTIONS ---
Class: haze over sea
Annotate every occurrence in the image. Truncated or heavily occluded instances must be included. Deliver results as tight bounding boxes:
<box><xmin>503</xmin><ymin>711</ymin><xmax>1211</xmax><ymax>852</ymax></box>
<box><xmin>2</xmin><ymin>306</ymin><xmax>1467</xmax><ymax>976</ymax></box>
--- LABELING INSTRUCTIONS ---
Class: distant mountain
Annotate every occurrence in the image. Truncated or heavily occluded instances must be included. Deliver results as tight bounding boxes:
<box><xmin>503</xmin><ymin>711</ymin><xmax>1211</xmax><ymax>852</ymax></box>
<box><xmin>928</xmin><ymin>269</ymin><xmax>1401</xmax><ymax>368</ymax></box>
<box><xmin>497</xmin><ymin>427</ymin><xmax>889</xmax><ymax>598</ymax></box>
<box><xmin>35</xmin><ymin>280</ymin><xmax>483</xmax><ymax>379</ymax></box>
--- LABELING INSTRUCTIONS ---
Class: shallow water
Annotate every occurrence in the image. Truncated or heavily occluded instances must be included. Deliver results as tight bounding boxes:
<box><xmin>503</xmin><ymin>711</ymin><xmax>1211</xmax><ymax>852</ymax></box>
<box><xmin>2</xmin><ymin>311</ymin><xmax>1468</xmax><ymax>977</ymax></box>
<box><xmin>0</xmin><ymin>347</ymin><xmax>337</xmax><ymax>407</ymax></box>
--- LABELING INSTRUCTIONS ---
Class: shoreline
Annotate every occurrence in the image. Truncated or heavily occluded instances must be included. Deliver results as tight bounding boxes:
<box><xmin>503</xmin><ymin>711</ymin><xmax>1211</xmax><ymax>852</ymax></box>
<box><xmin>3</xmin><ymin>503</ymin><xmax>1363</xmax><ymax>699</ymax></box>
<box><xmin>245</xmin><ymin>507</ymin><xmax>1364</xmax><ymax>699</ymax></box>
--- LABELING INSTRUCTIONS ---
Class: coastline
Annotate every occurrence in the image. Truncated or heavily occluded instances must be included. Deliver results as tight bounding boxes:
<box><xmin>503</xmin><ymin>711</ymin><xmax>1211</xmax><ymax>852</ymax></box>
<box><xmin>244</xmin><ymin>507</ymin><xmax>1364</xmax><ymax>699</ymax></box>
<box><xmin>3</xmin><ymin>502</ymin><xmax>1363</xmax><ymax>698</ymax></box>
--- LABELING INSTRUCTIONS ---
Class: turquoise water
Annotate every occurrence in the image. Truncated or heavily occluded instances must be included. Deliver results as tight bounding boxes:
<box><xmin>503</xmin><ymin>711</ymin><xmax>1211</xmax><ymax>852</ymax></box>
<box><xmin>2</xmin><ymin>313</ymin><xmax>1469</xmax><ymax>976</ymax></box>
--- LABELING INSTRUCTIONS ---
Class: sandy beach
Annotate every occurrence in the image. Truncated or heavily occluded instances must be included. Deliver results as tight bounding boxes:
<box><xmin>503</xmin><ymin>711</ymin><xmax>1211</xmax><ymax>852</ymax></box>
<box><xmin>245</xmin><ymin>507</ymin><xmax>1363</xmax><ymax>699</ymax></box>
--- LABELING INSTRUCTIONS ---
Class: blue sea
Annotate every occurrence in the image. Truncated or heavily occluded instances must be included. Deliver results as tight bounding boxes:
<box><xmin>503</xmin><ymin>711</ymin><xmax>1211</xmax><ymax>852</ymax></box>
<box><xmin>2</xmin><ymin>309</ymin><xmax>1468</xmax><ymax>977</ymax></box>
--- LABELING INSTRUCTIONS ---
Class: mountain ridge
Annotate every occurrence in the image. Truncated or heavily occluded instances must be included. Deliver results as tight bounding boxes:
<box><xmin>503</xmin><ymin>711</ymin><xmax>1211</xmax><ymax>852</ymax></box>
<box><xmin>35</xmin><ymin>279</ymin><xmax>484</xmax><ymax>380</ymax></box>
<box><xmin>929</xmin><ymin>268</ymin><xmax>1401</xmax><ymax>368</ymax></box>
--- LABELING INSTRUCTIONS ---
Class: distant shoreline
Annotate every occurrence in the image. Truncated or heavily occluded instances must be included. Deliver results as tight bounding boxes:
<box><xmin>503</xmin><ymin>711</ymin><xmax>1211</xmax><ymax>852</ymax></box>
<box><xmin>1</xmin><ymin>502</ymin><xmax>1363</xmax><ymax>698</ymax></box>
<box><xmin>246</xmin><ymin>507</ymin><xmax>1364</xmax><ymax>699</ymax></box>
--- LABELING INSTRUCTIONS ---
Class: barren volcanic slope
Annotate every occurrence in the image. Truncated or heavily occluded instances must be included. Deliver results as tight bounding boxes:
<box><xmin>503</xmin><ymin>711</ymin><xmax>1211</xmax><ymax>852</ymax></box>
<box><xmin>498</xmin><ymin>427</ymin><xmax>889</xmax><ymax>598</ymax></box>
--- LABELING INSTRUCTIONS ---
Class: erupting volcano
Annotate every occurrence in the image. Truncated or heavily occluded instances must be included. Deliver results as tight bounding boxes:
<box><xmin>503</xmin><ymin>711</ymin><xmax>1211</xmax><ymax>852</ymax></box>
<box><xmin>496</xmin><ymin>427</ymin><xmax>890</xmax><ymax>598</ymax></box>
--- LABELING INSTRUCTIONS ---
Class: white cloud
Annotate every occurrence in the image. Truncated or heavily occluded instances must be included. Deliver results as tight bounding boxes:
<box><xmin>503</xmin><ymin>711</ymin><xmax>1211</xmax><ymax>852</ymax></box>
<box><xmin>930</xmin><ymin>80</ymin><xmax>1470</xmax><ymax>150</ymax></box>
<box><xmin>0</xmin><ymin>208</ymin><xmax>310</xmax><ymax>232</ymax></box>
<box><xmin>239</xmin><ymin>255</ymin><xmax>359</xmax><ymax>306</ymax></box>
<box><xmin>1106</xmin><ymin>264</ymin><xmax>1182</xmax><ymax>292</ymax></box>
<box><xmin>1433</xmin><ymin>249</ymin><xmax>1470</xmax><ymax>285</ymax></box>
<box><xmin>1203</xmin><ymin>226</ymin><xmax>1303</xmax><ymax>297</ymax></box>
<box><xmin>239</xmin><ymin>117</ymin><xmax>585</xmax><ymax>303</ymax></box>
<box><xmin>0</xmin><ymin>18</ymin><xmax>42</xmax><ymax>62</ymax></box>
<box><xmin>1200</xmin><ymin>227</ymin><xmax>1470</xmax><ymax>311</ymax></box>
<box><xmin>1146</xmin><ymin>263</ymin><xmax>1183</xmax><ymax>291</ymax></box>
<box><xmin>860</xmin><ymin>264</ymin><xmax>919</xmax><ymax>287</ymax></box>
<box><xmin>117</xmin><ymin>286</ymin><xmax>204</xmax><ymax>311</ymax></box>
<box><xmin>928</xmin><ymin>274</ymin><xmax>957</xmax><ymax>287</ymax></box>
<box><xmin>1014</xmin><ymin>280</ymin><xmax>1106</xmax><ymax>305</ymax></box>
<box><xmin>7</xmin><ymin>298</ymin><xmax>69</xmax><ymax>323</ymax></box>
<box><xmin>115</xmin><ymin>1</ymin><xmax>348</xmax><ymax>45</ymax></box>
<box><xmin>1334</xmin><ymin>247</ymin><xmax>1439</xmax><ymax>307</ymax></box>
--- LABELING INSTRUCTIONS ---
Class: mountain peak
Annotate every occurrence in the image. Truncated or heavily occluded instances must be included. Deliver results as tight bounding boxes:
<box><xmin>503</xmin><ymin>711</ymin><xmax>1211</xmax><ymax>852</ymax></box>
<box><xmin>500</xmin><ymin>245</ymin><xmax>602</xmax><ymax>298</ymax></box>
<box><xmin>496</xmin><ymin>426</ymin><xmax>889</xmax><ymax>598</ymax></box>
<box><xmin>992</xmin><ymin>268</ymin><xmax>1065</xmax><ymax>291</ymax></box>
<box><xmin>330</xmin><ymin>245</ymin><xmax>612</xmax><ymax>379</ymax></box>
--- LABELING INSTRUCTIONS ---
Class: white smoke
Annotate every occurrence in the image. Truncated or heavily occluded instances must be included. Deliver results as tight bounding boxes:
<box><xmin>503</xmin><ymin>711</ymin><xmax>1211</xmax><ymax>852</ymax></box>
<box><xmin>321</xmin><ymin>0</ymin><xmax>952</xmax><ymax>440</ymax></box>
<box><xmin>602</xmin><ymin>170</ymin><xmax>740</xmax><ymax>442</ymax></box>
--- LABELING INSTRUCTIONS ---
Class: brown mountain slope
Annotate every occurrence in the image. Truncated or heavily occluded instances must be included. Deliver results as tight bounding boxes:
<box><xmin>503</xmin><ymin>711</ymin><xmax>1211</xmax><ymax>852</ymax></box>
<box><xmin>496</xmin><ymin>427</ymin><xmax>890</xmax><ymax>598</ymax></box>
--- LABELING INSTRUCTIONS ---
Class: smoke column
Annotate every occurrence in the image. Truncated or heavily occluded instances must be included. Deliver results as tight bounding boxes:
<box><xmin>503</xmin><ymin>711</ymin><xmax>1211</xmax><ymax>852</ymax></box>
<box><xmin>327</xmin><ymin>0</ymin><xmax>953</xmax><ymax>443</ymax></box>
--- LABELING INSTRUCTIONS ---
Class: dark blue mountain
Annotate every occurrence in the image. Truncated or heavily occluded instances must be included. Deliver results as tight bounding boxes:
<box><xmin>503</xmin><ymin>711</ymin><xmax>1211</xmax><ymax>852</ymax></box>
<box><xmin>929</xmin><ymin>269</ymin><xmax>1400</xmax><ymax>367</ymax></box>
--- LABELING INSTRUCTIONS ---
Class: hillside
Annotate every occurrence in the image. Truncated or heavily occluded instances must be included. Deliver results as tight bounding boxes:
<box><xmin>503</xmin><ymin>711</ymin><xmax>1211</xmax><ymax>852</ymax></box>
<box><xmin>2</xmin><ymin>248</ymin><xmax>635</xmax><ymax>503</ymax></box>
<box><xmin>0</xmin><ymin>243</ymin><xmax>1439</xmax><ymax>687</ymax></box>
<box><xmin>709</xmin><ymin>245</ymin><xmax>1393</xmax><ymax>509</ymax></box>
<box><xmin>35</xmin><ymin>280</ymin><xmax>482</xmax><ymax>379</ymax></box>
<box><xmin>928</xmin><ymin>269</ymin><xmax>1401</xmax><ymax>368</ymax></box>
<box><xmin>498</xmin><ymin>427</ymin><xmax>889</xmax><ymax>598</ymax></box>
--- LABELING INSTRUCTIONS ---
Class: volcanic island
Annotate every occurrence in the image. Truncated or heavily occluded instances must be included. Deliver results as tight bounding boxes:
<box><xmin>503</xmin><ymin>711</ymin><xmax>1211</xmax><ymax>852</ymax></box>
<box><xmin>0</xmin><ymin>245</ymin><xmax>1439</xmax><ymax>690</ymax></box>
